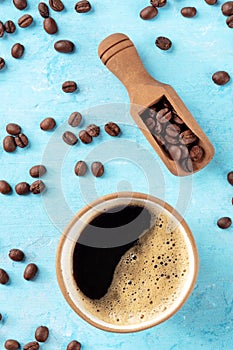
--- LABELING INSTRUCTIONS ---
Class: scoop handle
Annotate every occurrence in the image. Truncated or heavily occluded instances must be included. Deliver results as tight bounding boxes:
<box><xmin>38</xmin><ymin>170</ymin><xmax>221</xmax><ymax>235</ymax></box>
<box><xmin>98</xmin><ymin>33</ymin><xmax>159</xmax><ymax>94</ymax></box>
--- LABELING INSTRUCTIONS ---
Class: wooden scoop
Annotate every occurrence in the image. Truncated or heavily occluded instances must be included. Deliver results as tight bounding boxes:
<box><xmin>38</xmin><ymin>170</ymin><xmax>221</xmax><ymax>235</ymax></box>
<box><xmin>98</xmin><ymin>33</ymin><xmax>215</xmax><ymax>176</ymax></box>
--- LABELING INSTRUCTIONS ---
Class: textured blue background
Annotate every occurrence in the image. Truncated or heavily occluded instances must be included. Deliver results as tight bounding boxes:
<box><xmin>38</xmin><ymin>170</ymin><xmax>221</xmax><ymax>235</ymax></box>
<box><xmin>1</xmin><ymin>0</ymin><xmax>233</xmax><ymax>349</ymax></box>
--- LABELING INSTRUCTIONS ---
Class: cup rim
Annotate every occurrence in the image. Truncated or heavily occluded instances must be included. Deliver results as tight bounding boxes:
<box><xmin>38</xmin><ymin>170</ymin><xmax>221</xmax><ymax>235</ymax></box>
<box><xmin>56</xmin><ymin>191</ymin><xmax>199</xmax><ymax>333</ymax></box>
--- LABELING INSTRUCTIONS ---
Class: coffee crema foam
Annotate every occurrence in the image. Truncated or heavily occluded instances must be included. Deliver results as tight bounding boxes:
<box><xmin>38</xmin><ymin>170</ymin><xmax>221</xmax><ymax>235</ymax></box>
<box><xmin>76</xmin><ymin>209</ymin><xmax>190</xmax><ymax>326</ymax></box>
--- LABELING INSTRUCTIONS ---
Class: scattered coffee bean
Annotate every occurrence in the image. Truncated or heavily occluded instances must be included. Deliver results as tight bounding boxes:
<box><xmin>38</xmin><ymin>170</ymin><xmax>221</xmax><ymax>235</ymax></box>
<box><xmin>181</xmin><ymin>7</ymin><xmax>197</xmax><ymax>18</ymax></box>
<box><xmin>24</xmin><ymin>263</ymin><xmax>38</xmax><ymax>280</ymax></box>
<box><xmin>145</xmin><ymin>117</ymin><xmax>156</xmax><ymax>131</ymax></box>
<box><xmin>150</xmin><ymin>0</ymin><xmax>166</xmax><ymax>7</ymax></box>
<box><xmin>54</xmin><ymin>40</ymin><xmax>75</xmax><ymax>53</ymax></box>
<box><xmin>86</xmin><ymin>124</ymin><xmax>100</xmax><ymax>137</ymax></box>
<box><xmin>4</xmin><ymin>339</ymin><xmax>20</xmax><ymax>350</ymax></box>
<box><xmin>0</xmin><ymin>269</ymin><xmax>9</xmax><ymax>284</ymax></box>
<box><xmin>62</xmin><ymin>81</ymin><xmax>77</xmax><ymax>93</ymax></box>
<box><xmin>40</xmin><ymin>117</ymin><xmax>56</xmax><ymax>131</ymax></box>
<box><xmin>75</xmin><ymin>0</ymin><xmax>92</xmax><ymax>13</ymax></box>
<box><xmin>91</xmin><ymin>161</ymin><xmax>104</xmax><ymax>177</ymax></box>
<box><xmin>66</xmin><ymin>340</ymin><xmax>81</xmax><ymax>350</ymax></box>
<box><xmin>4</xmin><ymin>20</ymin><xmax>16</xmax><ymax>34</ymax></box>
<box><xmin>3</xmin><ymin>136</ymin><xmax>17</xmax><ymax>153</ymax></box>
<box><xmin>181</xmin><ymin>157</ymin><xmax>193</xmax><ymax>173</ymax></box>
<box><xmin>217</xmin><ymin>217</ymin><xmax>232</xmax><ymax>229</ymax></box>
<box><xmin>104</xmin><ymin>122</ymin><xmax>121</xmax><ymax>136</ymax></box>
<box><xmin>9</xmin><ymin>249</ymin><xmax>25</xmax><ymax>262</ymax></box>
<box><xmin>0</xmin><ymin>58</ymin><xmax>5</xmax><ymax>70</ymax></box>
<box><xmin>179</xmin><ymin>129</ymin><xmax>197</xmax><ymax>145</ymax></box>
<box><xmin>155</xmin><ymin>36</ymin><xmax>172</xmax><ymax>51</ymax></box>
<box><xmin>6</xmin><ymin>123</ymin><xmax>21</xmax><ymax>135</ymax></box>
<box><xmin>38</xmin><ymin>2</ymin><xmax>50</xmax><ymax>18</ymax></box>
<box><xmin>189</xmin><ymin>145</ymin><xmax>204</xmax><ymax>162</ymax></box>
<box><xmin>166</xmin><ymin>124</ymin><xmax>180</xmax><ymax>137</ymax></box>
<box><xmin>15</xmin><ymin>134</ymin><xmax>28</xmax><ymax>148</ymax></box>
<box><xmin>23</xmin><ymin>341</ymin><xmax>39</xmax><ymax>350</ymax></box>
<box><xmin>11</xmin><ymin>43</ymin><xmax>24</xmax><ymax>59</ymax></box>
<box><xmin>168</xmin><ymin>145</ymin><xmax>182</xmax><ymax>161</ymax></box>
<box><xmin>0</xmin><ymin>21</ymin><xmax>4</xmax><ymax>37</ymax></box>
<box><xmin>222</xmin><ymin>1</ymin><xmax>233</xmax><ymax>16</ymax></box>
<box><xmin>43</xmin><ymin>17</ymin><xmax>58</xmax><ymax>34</ymax></box>
<box><xmin>165</xmin><ymin>134</ymin><xmax>179</xmax><ymax>145</ymax></box>
<box><xmin>30</xmin><ymin>165</ymin><xmax>47</xmax><ymax>178</ymax></box>
<box><xmin>79</xmin><ymin>130</ymin><xmax>92</xmax><ymax>144</ymax></box>
<box><xmin>0</xmin><ymin>180</ymin><xmax>12</xmax><ymax>195</ymax></box>
<box><xmin>62</xmin><ymin>131</ymin><xmax>78</xmax><ymax>145</ymax></box>
<box><xmin>13</xmin><ymin>0</ymin><xmax>27</xmax><ymax>10</ymax></box>
<box><xmin>212</xmin><ymin>71</ymin><xmax>230</xmax><ymax>85</ymax></box>
<box><xmin>35</xmin><ymin>326</ymin><xmax>49</xmax><ymax>342</ymax></box>
<box><xmin>74</xmin><ymin>160</ymin><xmax>87</xmax><ymax>176</ymax></box>
<box><xmin>18</xmin><ymin>14</ymin><xmax>33</xmax><ymax>28</ymax></box>
<box><xmin>156</xmin><ymin>108</ymin><xmax>172</xmax><ymax>123</ymax></box>
<box><xmin>68</xmin><ymin>112</ymin><xmax>82</xmax><ymax>127</ymax></box>
<box><xmin>15</xmin><ymin>182</ymin><xmax>30</xmax><ymax>195</ymax></box>
<box><xmin>30</xmin><ymin>180</ymin><xmax>45</xmax><ymax>194</ymax></box>
<box><xmin>140</xmin><ymin>6</ymin><xmax>158</xmax><ymax>20</ymax></box>
<box><xmin>227</xmin><ymin>171</ymin><xmax>233</xmax><ymax>185</ymax></box>
<box><xmin>49</xmin><ymin>0</ymin><xmax>64</xmax><ymax>12</ymax></box>
<box><xmin>173</xmin><ymin>114</ymin><xmax>184</xmax><ymax>125</ymax></box>
<box><xmin>226</xmin><ymin>15</ymin><xmax>233</xmax><ymax>27</ymax></box>
<box><xmin>205</xmin><ymin>0</ymin><xmax>217</xmax><ymax>4</ymax></box>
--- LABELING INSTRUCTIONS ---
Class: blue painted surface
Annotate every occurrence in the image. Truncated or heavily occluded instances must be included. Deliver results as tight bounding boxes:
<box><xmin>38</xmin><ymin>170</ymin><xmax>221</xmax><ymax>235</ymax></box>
<box><xmin>0</xmin><ymin>0</ymin><xmax>233</xmax><ymax>349</ymax></box>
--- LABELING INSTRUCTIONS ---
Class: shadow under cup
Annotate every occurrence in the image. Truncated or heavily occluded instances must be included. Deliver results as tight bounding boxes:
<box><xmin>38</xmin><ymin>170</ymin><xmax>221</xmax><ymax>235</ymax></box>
<box><xmin>56</xmin><ymin>192</ymin><xmax>198</xmax><ymax>333</ymax></box>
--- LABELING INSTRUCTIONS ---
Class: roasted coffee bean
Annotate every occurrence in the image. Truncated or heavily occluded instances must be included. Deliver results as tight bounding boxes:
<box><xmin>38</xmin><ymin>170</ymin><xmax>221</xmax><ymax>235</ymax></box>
<box><xmin>155</xmin><ymin>134</ymin><xmax>165</xmax><ymax>146</ymax></box>
<box><xmin>86</xmin><ymin>124</ymin><xmax>100</xmax><ymax>137</ymax></box>
<box><xmin>181</xmin><ymin>7</ymin><xmax>197</xmax><ymax>18</ymax></box>
<box><xmin>38</xmin><ymin>2</ymin><xmax>50</xmax><ymax>18</ymax></box>
<box><xmin>181</xmin><ymin>157</ymin><xmax>193</xmax><ymax>173</ymax></box>
<box><xmin>4</xmin><ymin>339</ymin><xmax>20</xmax><ymax>350</ymax></box>
<box><xmin>30</xmin><ymin>180</ymin><xmax>45</xmax><ymax>194</ymax></box>
<box><xmin>104</xmin><ymin>122</ymin><xmax>121</xmax><ymax>136</ymax></box>
<box><xmin>6</xmin><ymin>123</ymin><xmax>21</xmax><ymax>135</ymax></box>
<box><xmin>5</xmin><ymin>20</ymin><xmax>16</xmax><ymax>33</ymax></box>
<box><xmin>222</xmin><ymin>1</ymin><xmax>233</xmax><ymax>16</ymax></box>
<box><xmin>68</xmin><ymin>112</ymin><xmax>82</xmax><ymax>127</ymax></box>
<box><xmin>0</xmin><ymin>180</ymin><xmax>12</xmax><ymax>195</ymax></box>
<box><xmin>180</xmin><ymin>144</ymin><xmax>189</xmax><ymax>159</ymax></box>
<box><xmin>149</xmin><ymin>108</ymin><xmax>156</xmax><ymax>118</ymax></box>
<box><xmin>79</xmin><ymin>130</ymin><xmax>92</xmax><ymax>144</ymax></box>
<box><xmin>30</xmin><ymin>165</ymin><xmax>47</xmax><ymax>178</ymax></box>
<box><xmin>24</xmin><ymin>263</ymin><xmax>38</xmax><ymax>280</ymax></box>
<box><xmin>0</xmin><ymin>58</ymin><xmax>5</xmax><ymax>70</ymax></box>
<box><xmin>212</xmin><ymin>71</ymin><xmax>230</xmax><ymax>85</ymax></box>
<box><xmin>173</xmin><ymin>114</ymin><xmax>184</xmax><ymax>125</ymax></box>
<box><xmin>155</xmin><ymin>36</ymin><xmax>172</xmax><ymax>51</ymax></box>
<box><xmin>217</xmin><ymin>217</ymin><xmax>232</xmax><ymax>229</ymax></box>
<box><xmin>9</xmin><ymin>249</ymin><xmax>25</xmax><ymax>262</ymax></box>
<box><xmin>165</xmin><ymin>134</ymin><xmax>179</xmax><ymax>145</ymax></box>
<box><xmin>3</xmin><ymin>136</ymin><xmax>17</xmax><ymax>153</ymax></box>
<box><xmin>54</xmin><ymin>40</ymin><xmax>74</xmax><ymax>53</ymax></box>
<box><xmin>150</xmin><ymin>0</ymin><xmax>166</xmax><ymax>7</ymax></box>
<box><xmin>66</xmin><ymin>340</ymin><xmax>81</xmax><ymax>350</ymax></box>
<box><xmin>91</xmin><ymin>162</ymin><xmax>104</xmax><ymax>177</ymax></box>
<box><xmin>35</xmin><ymin>326</ymin><xmax>49</xmax><ymax>342</ymax></box>
<box><xmin>227</xmin><ymin>171</ymin><xmax>233</xmax><ymax>185</ymax></box>
<box><xmin>140</xmin><ymin>6</ymin><xmax>158</xmax><ymax>20</ymax></box>
<box><xmin>189</xmin><ymin>145</ymin><xmax>204</xmax><ymax>162</ymax></box>
<box><xmin>15</xmin><ymin>182</ymin><xmax>30</xmax><ymax>195</ymax></box>
<box><xmin>205</xmin><ymin>0</ymin><xmax>217</xmax><ymax>4</ymax></box>
<box><xmin>0</xmin><ymin>21</ymin><xmax>4</xmax><ymax>37</ymax></box>
<box><xmin>62</xmin><ymin>131</ymin><xmax>78</xmax><ymax>145</ymax></box>
<box><xmin>168</xmin><ymin>145</ymin><xmax>182</xmax><ymax>161</ymax></box>
<box><xmin>226</xmin><ymin>15</ymin><xmax>233</xmax><ymax>27</ymax></box>
<box><xmin>154</xmin><ymin>121</ymin><xmax>163</xmax><ymax>134</ymax></box>
<box><xmin>166</xmin><ymin>124</ymin><xmax>181</xmax><ymax>137</ymax></box>
<box><xmin>74</xmin><ymin>161</ymin><xmax>87</xmax><ymax>176</ymax></box>
<box><xmin>40</xmin><ymin>117</ymin><xmax>56</xmax><ymax>131</ymax></box>
<box><xmin>0</xmin><ymin>269</ymin><xmax>9</xmax><ymax>284</ymax></box>
<box><xmin>145</xmin><ymin>118</ymin><xmax>156</xmax><ymax>131</ymax></box>
<box><xmin>13</xmin><ymin>0</ymin><xmax>27</xmax><ymax>10</ymax></box>
<box><xmin>43</xmin><ymin>17</ymin><xmax>58</xmax><ymax>34</ymax></box>
<box><xmin>18</xmin><ymin>14</ymin><xmax>33</xmax><ymax>28</ymax></box>
<box><xmin>11</xmin><ymin>43</ymin><xmax>24</xmax><ymax>59</ymax></box>
<box><xmin>179</xmin><ymin>129</ymin><xmax>197</xmax><ymax>145</ymax></box>
<box><xmin>23</xmin><ymin>341</ymin><xmax>39</xmax><ymax>350</ymax></box>
<box><xmin>49</xmin><ymin>0</ymin><xmax>64</xmax><ymax>12</ymax></box>
<box><xmin>75</xmin><ymin>0</ymin><xmax>92</xmax><ymax>13</ymax></box>
<box><xmin>62</xmin><ymin>81</ymin><xmax>77</xmax><ymax>93</ymax></box>
<box><xmin>156</xmin><ymin>108</ymin><xmax>172</xmax><ymax>124</ymax></box>
<box><xmin>15</xmin><ymin>134</ymin><xmax>28</xmax><ymax>148</ymax></box>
